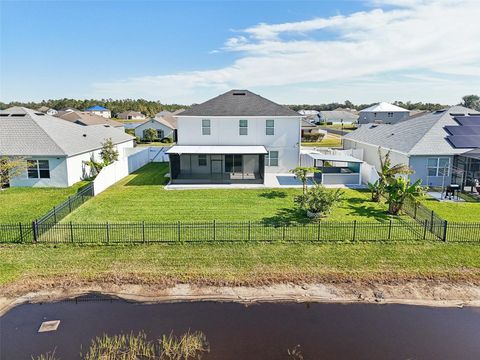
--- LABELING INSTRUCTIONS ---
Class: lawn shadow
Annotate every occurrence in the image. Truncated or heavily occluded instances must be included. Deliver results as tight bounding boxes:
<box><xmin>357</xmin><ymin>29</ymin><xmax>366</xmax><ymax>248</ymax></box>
<box><xmin>261</xmin><ymin>207</ymin><xmax>311</xmax><ymax>226</ymax></box>
<box><xmin>258</xmin><ymin>190</ymin><xmax>288</xmax><ymax>199</ymax></box>
<box><xmin>344</xmin><ymin>196</ymin><xmax>391</xmax><ymax>221</ymax></box>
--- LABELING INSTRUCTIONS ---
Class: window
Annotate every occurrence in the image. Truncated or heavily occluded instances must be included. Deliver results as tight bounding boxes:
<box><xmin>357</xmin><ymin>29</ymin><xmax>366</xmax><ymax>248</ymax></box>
<box><xmin>27</xmin><ymin>160</ymin><xmax>50</xmax><ymax>179</ymax></box>
<box><xmin>198</xmin><ymin>154</ymin><xmax>207</xmax><ymax>166</ymax></box>
<box><xmin>387</xmin><ymin>112</ymin><xmax>394</xmax><ymax>118</ymax></box>
<box><xmin>266</xmin><ymin>120</ymin><xmax>275</xmax><ymax>135</ymax></box>
<box><xmin>427</xmin><ymin>157</ymin><xmax>450</xmax><ymax>177</ymax></box>
<box><xmin>239</xmin><ymin>119</ymin><xmax>248</xmax><ymax>135</ymax></box>
<box><xmin>266</xmin><ymin>151</ymin><xmax>279</xmax><ymax>167</ymax></box>
<box><xmin>202</xmin><ymin>119</ymin><xmax>211</xmax><ymax>135</ymax></box>
<box><xmin>156</xmin><ymin>129</ymin><xmax>164</xmax><ymax>139</ymax></box>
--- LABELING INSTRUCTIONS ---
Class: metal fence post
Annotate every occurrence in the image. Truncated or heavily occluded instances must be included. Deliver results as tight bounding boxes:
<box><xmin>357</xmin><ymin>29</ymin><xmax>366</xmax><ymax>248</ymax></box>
<box><xmin>142</xmin><ymin>221</ymin><xmax>146</xmax><ymax>243</ymax></box>
<box><xmin>443</xmin><ymin>220</ymin><xmax>448</xmax><ymax>242</ymax></box>
<box><xmin>352</xmin><ymin>220</ymin><xmax>357</xmax><ymax>242</ymax></box>
<box><xmin>19</xmin><ymin>222</ymin><xmax>23</xmax><ymax>243</ymax></box>
<box><xmin>70</xmin><ymin>222</ymin><xmax>74</xmax><ymax>243</ymax></box>
<box><xmin>317</xmin><ymin>222</ymin><xmax>321</xmax><ymax>241</ymax></box>
<box><xmin>106</xmin><ymin>222</ymin><xmax>110</xmax><ymax>244</ymax></box>
<box><xmin>414</xmin><ymin>202</ymin><xmax>418</xmax><ymax>219</ymax></box>
<box><xmin>282</xmin><ymin>224</ymin><xmax>286</xmax><ymax>241</ymax></box>
<box><xmin>213</xmin><ymin>220</ymin><xmax>216</xmax><ymax>241</ymax></box>
<box><xmin>32</xmin><ymin>220</ymin><xmax>38</xmax><ymax>243</ymax></box>
<box><xmin>430</xmin><ymin>211</ymin><xmax>434</xmax><ymax>232</ymax></box>
<box><xmin>68</xmin><ymin>196</ymin><xmax>72</xmax><ymax>213</ymax></box>
<box><xmin>177</xmin><ymin>221</ymin><xmax>181</xmax><ymax>242</ymax></box>
<box><xmin>423</xmin><ymin>219</ymin><xmax>428</xmax><ymax>240</ymax></box>
<box><xmin>388</xmin><ymin>220</ymin><xmax>392</xmax><ymax>240</ymax></box>
<box><xmin>53</xmin><ymin>206</ymin><xmax>57</xmax><ymax>223</ymax></box>
<box><xmin>248</xmin><ymin>221</ymin><xmax>251</xmax><ymax>242</ymax></box>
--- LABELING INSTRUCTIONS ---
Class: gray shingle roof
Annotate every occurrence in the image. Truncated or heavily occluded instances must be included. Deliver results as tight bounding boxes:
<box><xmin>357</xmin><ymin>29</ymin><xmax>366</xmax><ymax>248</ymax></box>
<box><xmin>178</xmin><ymin>90</ymin><xmax>300</xmax><ymax>117</ymax></box>
<box><xmin>343</xmin><ymin>106</ymin><xmax>476</xmax><ymax>155</ymax></box>
<box><xmin>0</xmin><ymin>107</ymin><xmax>133</xmax><ymax>157</ymax></box>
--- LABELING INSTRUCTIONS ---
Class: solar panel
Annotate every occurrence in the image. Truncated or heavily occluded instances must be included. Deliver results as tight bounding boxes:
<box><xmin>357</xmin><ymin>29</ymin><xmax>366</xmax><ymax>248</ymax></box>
<box><xmin>444</xmin><ymin>126</ymin><xmax>480</xmax><ymax>135</ymax></box>
<box><xmin>454</xmin><ymin>116</ymin><xmax>480</xmax><ymax>126</ymax></box>
<box><xmin>447</xmin><ymin>135</ymin><xmax>480</xmax><ymax>148</ymax></box>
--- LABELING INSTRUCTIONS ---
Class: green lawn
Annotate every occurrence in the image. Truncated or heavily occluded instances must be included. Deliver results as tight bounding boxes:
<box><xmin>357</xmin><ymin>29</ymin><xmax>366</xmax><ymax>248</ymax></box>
<box><xmin>421</xmin><ymin>197</ymin><xmax>480</xmax><ymax>222</ymax></box>
<box><xmin>301</xmin><ymin>135</ymin><xmax>342</xmax><ymax>148</ymax></box>
<box><xmin>63</xmin><ymin>163</ymin><xmax>397</xmax><ymax>224</ymax></box>
<box><xmin>0</xmin><ymin>182</ymin><xmax>89</xmax><ymax>223</ymax></box>
<box><xmin>1</xmin><ymin>242</ymin><xmax>479</xmax><ymax>289</ymax></box>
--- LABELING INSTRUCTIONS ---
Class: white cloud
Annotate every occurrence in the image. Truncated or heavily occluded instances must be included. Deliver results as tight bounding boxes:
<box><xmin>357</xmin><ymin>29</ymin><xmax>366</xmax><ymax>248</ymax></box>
<box><xmin>93</xmin><ymin>0</ymin><xmax>480</xmax><ymax>104</ymax></box>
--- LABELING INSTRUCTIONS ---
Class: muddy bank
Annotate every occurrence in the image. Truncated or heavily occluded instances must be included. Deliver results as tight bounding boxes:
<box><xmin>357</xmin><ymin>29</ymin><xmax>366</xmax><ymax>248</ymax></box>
<box><xmin>1</xmin><ymin>280</ymin><xmax>480</xmax><ymax>316</ymax></box>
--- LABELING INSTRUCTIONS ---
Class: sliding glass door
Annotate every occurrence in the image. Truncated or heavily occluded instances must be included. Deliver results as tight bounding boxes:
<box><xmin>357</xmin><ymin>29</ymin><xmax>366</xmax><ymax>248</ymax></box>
<box><xmin>225</xmin><ymin>155</ymin><xmax>243</xmax><ymax>173</ymax></box>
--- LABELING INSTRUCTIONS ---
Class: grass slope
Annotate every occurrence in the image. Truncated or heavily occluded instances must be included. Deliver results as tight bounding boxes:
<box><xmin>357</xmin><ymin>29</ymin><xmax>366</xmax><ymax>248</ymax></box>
<box><xmin>0</xmin><ymin>182</ymin><xmax>89</xmax><ymax>223</ymax></box>
<box><xmin>1</xmin><ymin>243</ymin><xmax>479</xmax><ymax>287</ymax></box>
<box><xmin>63</xmin><ymin>163</ymin><xmax>397</xmax><ymax>223</ymax></box>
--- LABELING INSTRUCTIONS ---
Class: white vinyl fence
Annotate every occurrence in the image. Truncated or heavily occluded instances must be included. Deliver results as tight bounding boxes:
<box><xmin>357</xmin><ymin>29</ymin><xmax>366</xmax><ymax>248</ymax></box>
<box><xmin>93</xmin><ymin>147</ymin><xmax>150</xmax><ymax>195</ymax></box>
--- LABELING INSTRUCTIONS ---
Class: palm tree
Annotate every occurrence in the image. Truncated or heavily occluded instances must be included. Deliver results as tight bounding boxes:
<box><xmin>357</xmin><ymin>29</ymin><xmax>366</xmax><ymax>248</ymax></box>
<box><xmin>290</xmin><ymin>166</ymin><xmax>320</xmax><ymax>194</ymax></box>
<box><xmin>385</xmin><ymin>177</ymin><xmax>424</xmax><ymax>215</ymax></box>
<box><xmin>371</xmin><ymin>148</ymin><xmax>413</xmax><ymax>202</ymax></box>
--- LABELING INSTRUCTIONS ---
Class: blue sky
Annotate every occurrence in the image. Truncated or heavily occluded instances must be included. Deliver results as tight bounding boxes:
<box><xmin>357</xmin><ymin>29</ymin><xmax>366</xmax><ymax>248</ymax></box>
<box><xmin>1</xmin><ymin>0</ymin><xmax>479</xmax><ymax>104</ymax></box>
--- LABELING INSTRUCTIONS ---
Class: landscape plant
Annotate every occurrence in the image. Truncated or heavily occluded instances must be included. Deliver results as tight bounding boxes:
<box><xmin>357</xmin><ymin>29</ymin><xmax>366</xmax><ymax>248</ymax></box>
<box><xmin>290</xmin><ymin>166</ymin><xmax>320</xmax><ymax>194</ymax></box>
<box><xmin>0</xmin><ymin>156</ymin><xmax>26</xmax><ymax>190</ymax></box>
<box><xmin>144</xmin><ymin>128</ymin><xmax>158</xmax><ymax>143</ymax></box>
<box><xmin>294</xmin><ymin>184</ymin><xmax>343</xmax><ymax>218</ymax></box>
<box><xmin>100</xmin><ymin>138</ymin><xmax>119</xmax><ymax>166</ymax></box>
<box><xmin>385</xmin><ymin>177</ymin><xmax>424</xmax><ymax>215</ymax></box>
<box><xmin>369</xmin><ymin>148</ymin><xmax>413</xmax><ymax>202</ymax></box>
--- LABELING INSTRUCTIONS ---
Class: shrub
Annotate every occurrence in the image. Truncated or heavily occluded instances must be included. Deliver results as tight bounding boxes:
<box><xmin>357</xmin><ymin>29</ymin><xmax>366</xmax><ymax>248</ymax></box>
<box><xmin>161</xmin><ymin>137</ymin><xmax>173</xmax><ymax>143</ymax></box>
<box><xmin>294</xmin><ymin>184</ymin><xmax>343</xmax><ymax>218</ymax></box>
<box><xmin>326</xmin><ymin>121</ymin><xmax>333</xmax><ymax>125</ymax></box>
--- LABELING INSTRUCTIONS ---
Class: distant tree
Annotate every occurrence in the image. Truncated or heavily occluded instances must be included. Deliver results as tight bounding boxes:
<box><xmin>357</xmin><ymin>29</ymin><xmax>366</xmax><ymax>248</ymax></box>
<box><xmin>0</xmin><ymin>156</ymin><xmax>26</xmax><ymax>190</ymax></box>
<box><xmin>100</xmin><ymin>138</ymin><xmax>119</xmax><ymax>166</ymax></box>
<box><xmin>143</xmin><ymin>128</ymin><xmax>157</xmax><ymax>143</ymax></box>
<box><xmin>461</xmin><ymin>95</ymin><xmax>480</xmax><ymax>111</ymax></box>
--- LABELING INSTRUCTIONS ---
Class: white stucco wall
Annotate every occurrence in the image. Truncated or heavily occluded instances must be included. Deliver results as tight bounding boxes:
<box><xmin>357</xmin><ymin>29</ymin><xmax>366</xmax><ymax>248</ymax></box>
<box><xmin>176</xmin><ymin>116</ymin><xmax>301</xmax><ymax>173</ymax></box>
<box><xmin>135</xmin><ymin>120</ymin><xmax>174</xmax><ymax>140</ymax></box>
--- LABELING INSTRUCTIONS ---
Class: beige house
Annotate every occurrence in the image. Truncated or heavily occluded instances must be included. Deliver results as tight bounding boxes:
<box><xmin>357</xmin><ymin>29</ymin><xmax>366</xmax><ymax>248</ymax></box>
<box><xmin>57</xmin><ymin>111</ymin><xmax>124</xmax><ymax>129</ymax></box>
<box><xmin>117</xmin><ymin>111</ymin><xmax>146</xmax><ymax>120</ymax></box>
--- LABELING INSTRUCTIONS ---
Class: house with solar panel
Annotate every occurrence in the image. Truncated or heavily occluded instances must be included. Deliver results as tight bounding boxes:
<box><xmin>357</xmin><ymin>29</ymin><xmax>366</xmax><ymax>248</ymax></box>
<box><xmin>166</xmin><ymin>90</ymin><xmax>302</xmax><ymax>184</ymax></box>
<box><xmin>85</xmin><ymin>105</ymin><xmax>111</xmax><ymax>118</ymax></box>
<box><xmin>343</xmin><ymin>106</ymin><xmax>480</xmax><ymax>190</ymax></box>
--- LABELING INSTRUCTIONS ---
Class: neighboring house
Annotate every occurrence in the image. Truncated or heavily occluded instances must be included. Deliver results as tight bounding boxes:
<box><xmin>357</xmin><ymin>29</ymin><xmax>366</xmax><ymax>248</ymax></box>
<box><xmin>117</xmin><ymin>111</ymin><xmax>146</xmax><ymax>120</ymax></box>
<box><xmin>85</xmin><ymin>105</ymin><xmax>111</xmax><ymax>118</ymax></box>
<box><xmin>358</xmin><ymin>102</ymin><xmax>409</xmax><ymax>125</ymax></box>
<box><xmin>57</xmin><ymin>111</ymin><xmax>124</xmax><ymax>129</ymax></box>
<box><xmin>318</xmin><ymin>110</ymin><xmax>359</xmax><ymax>124</ymax></box>
<box><xmin>298</xmin><ymin>109</ymin><xmax>320</xmax><ymax>123</ymax></box>
<box><xmin>343</xmin><ymin>106</ymin><xmax>479</xmax><ymax>187</ymax></box>
<box><xmin>0</xmin><ymin>107</ymin><xmax>134</xmax><ymax>187</ymax></box>
<box><xmin>301</xmin><ymin>119</ymin><xmax>326</xmax><ymax>139</ymax></box>
<box><xmin>134</xmin><ymin>114</ymin><xmax>177</xmax><ymax>142</ymax></box>
<box><xmin>166</xmin><ymin>89</ymin><xmax>302</xmax><ymax>184</ymax></box>
<box><xmin>37</xmin><ymin>106</ymin><xmax>58</xmax><ymax>116</ymax></box>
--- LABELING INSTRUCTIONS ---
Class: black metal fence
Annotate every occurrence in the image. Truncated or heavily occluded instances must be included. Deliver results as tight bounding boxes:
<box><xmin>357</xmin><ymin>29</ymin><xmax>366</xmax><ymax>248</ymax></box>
<box><xmin>1</xmin><ymin>218</ymin><xmax>479</xmax><ymax>244</ymax></box>
<box><xmin>402</xmin><ymin>196</ymin><xmax>446</xmax><ymax>240</ymax></box>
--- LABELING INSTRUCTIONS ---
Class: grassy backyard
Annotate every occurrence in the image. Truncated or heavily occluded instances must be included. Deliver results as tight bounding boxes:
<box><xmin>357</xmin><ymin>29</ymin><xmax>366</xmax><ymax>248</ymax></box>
<box><xmin>62</xmin><ymin>163</ymin><xmax>397</xmax><ymax>224</ymax></box>
<box><xmin>301</xmin><ymin>134</ymin><xmax>342</xmax><ymax>148</ymax></box>
<box><xmin>1</xmin><ymin>242</ymin><xmax>479</xmax><ymax>289</ymax></box>
<box><xmin>420</xmin><ymin>197</ymin><xmax>479</xmax><ymax>222</ymax></box>
<box><xmin>0</xmin><ymin>182</ymin><xmax>89</xmax><ymax>223</ymax></box>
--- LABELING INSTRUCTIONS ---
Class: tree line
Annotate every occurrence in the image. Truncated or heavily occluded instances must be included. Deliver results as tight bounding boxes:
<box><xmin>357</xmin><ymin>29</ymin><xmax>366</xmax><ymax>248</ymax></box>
<box><xmin>1</xmin><ymin>94</ymin><xmax>478</xmax><ymax>116</ymax></box>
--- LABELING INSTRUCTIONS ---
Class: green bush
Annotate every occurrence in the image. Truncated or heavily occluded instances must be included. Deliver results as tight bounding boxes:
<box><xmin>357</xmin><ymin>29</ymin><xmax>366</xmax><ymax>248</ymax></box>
<box><xmin>294</xmin><ymin>184</ymin><xmax>343</xmax><ymax>218</ymax></box>
<box><xmin>161</xmin><ymin>137</ymin><xmax>173</xmax><ymax>143</ymax></box>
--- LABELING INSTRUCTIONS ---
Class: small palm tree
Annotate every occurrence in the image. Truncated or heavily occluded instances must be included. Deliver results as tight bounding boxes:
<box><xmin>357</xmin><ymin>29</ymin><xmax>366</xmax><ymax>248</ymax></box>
<box><xmin>385</xmin><ymin>177</ymin><xmax>424</xmax><ymax>215</ymax></box>
<box><xmin>371</xmin><ymin>148</ymin><xmax>413</xmax><ymax>202</ymax></box>
<box><xmin>290</xmin><ymin>166</ymin><xmax>320</xmax><ymax>194</ymax></box>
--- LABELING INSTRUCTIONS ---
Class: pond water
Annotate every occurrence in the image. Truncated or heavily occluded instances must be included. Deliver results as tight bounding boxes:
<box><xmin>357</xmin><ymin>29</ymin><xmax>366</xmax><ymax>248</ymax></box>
<box><xmin>1</xmin><ymin>295</ymin><xmax>480</xmax><ymax>359</ymax></box>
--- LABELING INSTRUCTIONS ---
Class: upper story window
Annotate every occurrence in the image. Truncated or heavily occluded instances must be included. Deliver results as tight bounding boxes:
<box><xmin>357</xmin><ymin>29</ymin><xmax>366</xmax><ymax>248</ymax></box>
<box><xmin>239</xmin><ymin>119</ymin><xmax>248</xmax><ymax>135</ymax></box>
<box><xmin>202</xmin><ymin>119</ymin><xmax>211</xmax><ymax>135</ymax></box>
<box><xmin>27</xmin><ymin>160</ymin><xmax>50</xmax><ymax>179</ymax></box>
<box><xmin>387</xmin><ymin>112</ymin><xmax>394</xmax><ymax>118</ymax></box>
<box><xmin>266</xmin><ymin>120</ymin><xmax>275</xmax><ymax>135</ymax></box>
<box><xmin>427</xmin><ymin>157</ymin><xmax>450</xmax><ymax>177</ymax></box>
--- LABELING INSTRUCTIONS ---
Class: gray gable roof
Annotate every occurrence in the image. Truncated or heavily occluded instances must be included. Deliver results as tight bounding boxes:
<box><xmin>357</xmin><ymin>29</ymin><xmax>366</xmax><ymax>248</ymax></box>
<box><xmin>343</xmin><ymin>106</ymin><xmax>476</xmax><ymax>156</ymax></box>
<box><xmin>0</xmin><ymin>107</ymin><xmax>133</xmax><ymax>157</ymax></box>
<box><xmin>178</xmin><ymin>90</ymin><xmax>300</xmax><ymax>117</ymax></box>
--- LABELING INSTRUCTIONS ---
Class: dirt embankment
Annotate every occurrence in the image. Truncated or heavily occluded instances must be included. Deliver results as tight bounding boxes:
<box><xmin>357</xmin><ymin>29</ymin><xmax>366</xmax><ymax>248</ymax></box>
<box><xmin>1</xmin><ymin>280</ymin><xmax>480</xmax><ymax>316</ymax></box>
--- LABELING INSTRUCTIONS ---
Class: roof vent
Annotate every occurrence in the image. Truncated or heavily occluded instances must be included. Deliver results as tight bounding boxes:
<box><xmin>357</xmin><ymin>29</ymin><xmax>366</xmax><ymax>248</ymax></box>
<box><xmin>83</xmin><ymin>134</ymin><xmax>87</xmax><ymax>137</ymax></box>
<box><xmin>34</xmin><ymin>112</ymin><xmax>45</xmax><ymax>116</ymax></box>
<box><xmin>434</xmin><ymin>109</ymin><xmax>447</xmax><ymax>114</ymax></box>
<box><xmin>232</xmin><ymin>92</ymin><xmax>246</xmax><ymax>96</ymax></box>
<box><xmin>0</xmin><ymin>114</ymin><xmax>9</xmax><ymax>117</ymax></box>
<box><xmin>10</xmin><ymin>114</ymin><xmax>26</xmax><ymax>117</ymax></box>
<box><xmin>468</xmin><ymin>113</ymin><xmax>480</xmax><ymax>116</ymax></box>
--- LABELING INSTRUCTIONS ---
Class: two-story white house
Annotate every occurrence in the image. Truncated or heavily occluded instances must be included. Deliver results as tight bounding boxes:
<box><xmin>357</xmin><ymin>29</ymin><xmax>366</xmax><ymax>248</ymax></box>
<box><xmin>166</xmin><ymin>90</ymin><xmax>302</xmax><ymax>184</ymax></box>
